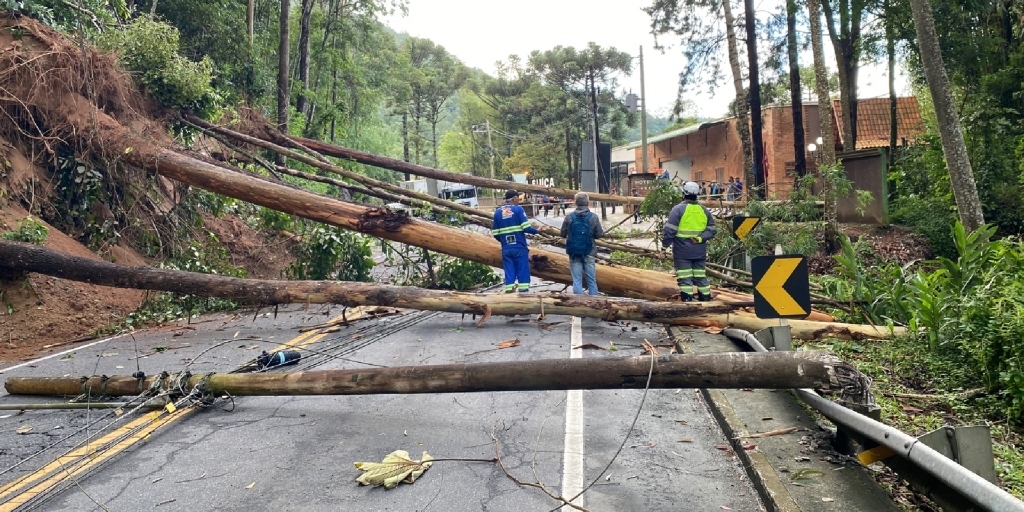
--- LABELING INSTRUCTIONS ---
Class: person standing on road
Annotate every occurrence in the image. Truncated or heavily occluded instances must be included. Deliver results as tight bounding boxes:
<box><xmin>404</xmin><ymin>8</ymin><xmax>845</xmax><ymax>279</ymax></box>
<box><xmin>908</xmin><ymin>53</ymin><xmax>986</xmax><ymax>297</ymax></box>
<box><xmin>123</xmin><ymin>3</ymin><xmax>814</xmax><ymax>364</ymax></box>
<box><xmin>493</xmin><ymin>189</ymin><xmax>539</xmax><ymax>293</ymax></box>
<box><xmin>662</xmin><ymin>182</ymin><xmax>716</xmax><ymax>301</ymax></box>
<box><xmin>561</xmin><ymin>192</ymin><xmax>604</xmax><ymax>295</ymax></box>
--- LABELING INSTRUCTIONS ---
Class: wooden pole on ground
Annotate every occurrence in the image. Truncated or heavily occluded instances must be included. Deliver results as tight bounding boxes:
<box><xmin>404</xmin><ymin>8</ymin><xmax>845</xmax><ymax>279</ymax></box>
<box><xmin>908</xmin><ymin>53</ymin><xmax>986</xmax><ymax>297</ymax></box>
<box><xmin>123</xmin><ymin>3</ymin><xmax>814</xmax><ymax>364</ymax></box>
<box><xmin>0</xmin><ymin>240</ymin><xmax>904</xmax><ymax>339</ymax></box>
<box><xmin>4</xmin><ymin>351</ymin><xmax>854</xmax><ymax>397</ymax></box>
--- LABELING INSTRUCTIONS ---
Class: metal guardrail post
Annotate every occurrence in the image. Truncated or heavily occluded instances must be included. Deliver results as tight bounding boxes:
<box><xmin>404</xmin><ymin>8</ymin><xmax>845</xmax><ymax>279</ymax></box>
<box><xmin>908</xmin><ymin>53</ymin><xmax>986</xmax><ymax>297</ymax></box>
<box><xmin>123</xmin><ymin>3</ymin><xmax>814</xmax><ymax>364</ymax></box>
<box><xmin>722</xmin><ymin>328</ymin><xmax>1024</xmax><ymax>512</ymax></box>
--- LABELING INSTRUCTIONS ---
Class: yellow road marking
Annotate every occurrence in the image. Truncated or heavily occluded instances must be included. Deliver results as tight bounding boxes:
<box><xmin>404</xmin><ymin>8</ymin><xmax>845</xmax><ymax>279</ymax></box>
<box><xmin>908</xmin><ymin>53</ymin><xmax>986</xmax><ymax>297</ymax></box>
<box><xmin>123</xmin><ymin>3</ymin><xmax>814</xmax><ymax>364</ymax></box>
<box><xmin>0</xmin><ymin>307</ymin><xmax>369</xmax><ymax>509</ymax></box>
<box><xmin>754</xmin><ymin>258</ymin><xmax>808</xmax><ymax>316</ymax></box>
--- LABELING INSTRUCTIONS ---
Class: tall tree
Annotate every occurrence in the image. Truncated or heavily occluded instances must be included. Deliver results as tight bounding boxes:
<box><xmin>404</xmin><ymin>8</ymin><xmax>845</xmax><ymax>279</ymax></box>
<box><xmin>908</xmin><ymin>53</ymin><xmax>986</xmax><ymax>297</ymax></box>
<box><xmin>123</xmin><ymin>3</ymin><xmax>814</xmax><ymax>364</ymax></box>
<box><xmin>295</xmin><ymin>0</ymin><xmax>315</xmax><ymax>115</ymax></box>
<box><xmin>809</xmin><ymin>0</ymin><xmax>839</xmax><ymax>244</ymax></box>
<box><xmin>646</xmin><ymin>0</ymin><xmax>755</xmax><ymax>188</ymax></box>
<box><xmin>820</xmin><ymin>0</ymin><xmax>865</xmax><ymax>150</ymax></box>
<box><xmin>745</xmin><ymin>0</ymin><xmax>765</xmax><ymax>198</ymax></box>
<box><xmin>277</xmin><ymin>0</ymin><xmax>290</xmax><ymax>165</ymax></box>
<box><xmin>786</xmin><ymin>0</ymin><xmax>806</xmax><ymax>178</ymax></box>
<box><xmin>907</xmin><ymin>0</ymin><xmax>984</xmax><ymax>231</ymax></box>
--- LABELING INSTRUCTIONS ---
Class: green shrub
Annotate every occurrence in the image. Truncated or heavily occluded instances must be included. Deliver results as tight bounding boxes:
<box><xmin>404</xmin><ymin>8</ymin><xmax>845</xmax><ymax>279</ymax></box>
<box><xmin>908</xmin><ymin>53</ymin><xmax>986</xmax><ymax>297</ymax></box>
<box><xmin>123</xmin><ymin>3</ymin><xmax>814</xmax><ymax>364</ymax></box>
<box><xmin>96</xmin><ymin>16</ymin><xmax>218</xmax><ymax>114</ymax></box>
<box><xmin>288</xmin><ymin>226</ymin><xmax>374</xmax><ymax>282</ymax></box>
<box><xmin>2</xmin><ymin>217</ymin><xmax>48</xmax><ymax>244</ymax></box>
<box><xmin>434</xmin><ymin>258</ymin><xmax>499</xmax><ymax>290</ymax></box>
<box><xmin>891</xmin><ymin>196</ymin><xmax>957</xmax><ymax>259</ymax></box>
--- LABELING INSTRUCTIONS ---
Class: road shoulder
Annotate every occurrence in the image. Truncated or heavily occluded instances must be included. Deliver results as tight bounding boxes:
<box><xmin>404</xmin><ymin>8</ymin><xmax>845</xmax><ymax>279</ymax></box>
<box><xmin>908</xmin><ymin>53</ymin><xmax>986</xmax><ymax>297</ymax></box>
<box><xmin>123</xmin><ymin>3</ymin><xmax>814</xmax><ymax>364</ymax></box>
<box><xmin>671</xmin><ymin>326</ymin><xmax>899</xmax><ymax>512</ymax></box>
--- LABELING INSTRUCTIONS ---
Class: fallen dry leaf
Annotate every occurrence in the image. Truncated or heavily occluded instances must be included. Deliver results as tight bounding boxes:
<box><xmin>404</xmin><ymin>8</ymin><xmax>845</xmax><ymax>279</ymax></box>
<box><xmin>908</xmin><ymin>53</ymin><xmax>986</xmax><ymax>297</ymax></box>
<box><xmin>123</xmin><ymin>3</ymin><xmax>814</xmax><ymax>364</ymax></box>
<box><xmin>678</xmin><ymin>438</ymin><xmax>694</xmax><ymax>443</ymax></box>
<box><xmin>703</xmin><ymin>326</ymin><xmax>725</xmax><ymax>334</ymax></box>
<box><xmin>720</xmin><ymin>506</ymin><xmax>733</xmax><ymax>511</ymax></box>
<box><xmin>15</xmin><ymin>425</ymin><xmax>32</xmax><ymax>435</ymax></box>
<box><xmin>245</xmin><ymin>482</ymin><xmax>255</xmax><ymax>489</ymax></box>
<box><xmin>573</xmin><ymin>343</ymin><xmax>608</xmax><ymax>350</ymax></box>
<box><xmin>496</xmin><ymin>338</ymin><xmax>520</xmax><ymax>349</ymax></box>
<box><xmin>354</xmin><ymin>450</ymin><xmax>434</xmax><ymax>489</ymax></box>
<box><xmin>742</xmin><ymin>444</ymin><xmax>756</xmax><ymax>450</ymax></box>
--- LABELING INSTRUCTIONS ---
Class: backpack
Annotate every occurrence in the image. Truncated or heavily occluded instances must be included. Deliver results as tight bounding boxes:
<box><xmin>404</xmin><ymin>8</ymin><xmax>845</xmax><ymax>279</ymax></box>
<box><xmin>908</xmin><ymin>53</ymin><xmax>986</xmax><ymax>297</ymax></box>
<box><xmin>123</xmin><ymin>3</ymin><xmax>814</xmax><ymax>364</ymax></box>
<box><xmin>565</xmin><ymin>212</ymin><xmax>594</xmax><ymax>258</ymax></box>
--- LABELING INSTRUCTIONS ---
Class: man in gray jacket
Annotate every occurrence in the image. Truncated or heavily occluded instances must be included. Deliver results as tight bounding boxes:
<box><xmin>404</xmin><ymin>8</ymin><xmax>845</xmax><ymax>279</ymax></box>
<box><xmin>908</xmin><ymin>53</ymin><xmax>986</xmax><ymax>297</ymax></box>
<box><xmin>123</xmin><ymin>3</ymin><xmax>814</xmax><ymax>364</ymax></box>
<box><xmin>560</xmin><ymin>192</ymin><xmax>605</xmax><ymax>295</ymax></box>
<box><xmin>663</xmin><ymin>182</ymin><xmax>717</xmax><ymax>301</ymax></box>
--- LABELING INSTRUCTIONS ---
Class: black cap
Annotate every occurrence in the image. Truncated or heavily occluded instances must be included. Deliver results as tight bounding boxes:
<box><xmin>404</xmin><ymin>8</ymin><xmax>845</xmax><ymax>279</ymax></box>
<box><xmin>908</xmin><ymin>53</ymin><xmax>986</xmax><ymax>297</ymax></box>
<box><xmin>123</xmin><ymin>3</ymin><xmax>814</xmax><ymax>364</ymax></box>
<box><xmin>504</xmin><ymin>189</ymin><xmax>519</xmax><ymax>200</ymax></box>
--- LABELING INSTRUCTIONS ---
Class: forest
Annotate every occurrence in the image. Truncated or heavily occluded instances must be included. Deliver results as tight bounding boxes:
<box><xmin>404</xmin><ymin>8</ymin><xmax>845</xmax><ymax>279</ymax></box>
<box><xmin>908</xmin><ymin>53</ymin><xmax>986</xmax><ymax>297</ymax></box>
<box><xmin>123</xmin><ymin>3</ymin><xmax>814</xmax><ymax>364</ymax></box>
<box><xmin>0</xmin><ymin>0</ymin><xmax>1024</xmax><ymax>506</ymax></box>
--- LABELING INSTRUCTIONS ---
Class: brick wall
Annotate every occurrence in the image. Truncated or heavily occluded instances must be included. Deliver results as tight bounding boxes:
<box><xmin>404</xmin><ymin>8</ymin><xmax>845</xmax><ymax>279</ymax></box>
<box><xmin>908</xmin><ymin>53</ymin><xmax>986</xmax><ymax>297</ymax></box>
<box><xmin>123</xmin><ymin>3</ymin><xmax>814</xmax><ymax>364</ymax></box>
<box><xmin>646</xmin><ymin>122</ymin><xmax>745</xmax><ymax>188</ymax></box>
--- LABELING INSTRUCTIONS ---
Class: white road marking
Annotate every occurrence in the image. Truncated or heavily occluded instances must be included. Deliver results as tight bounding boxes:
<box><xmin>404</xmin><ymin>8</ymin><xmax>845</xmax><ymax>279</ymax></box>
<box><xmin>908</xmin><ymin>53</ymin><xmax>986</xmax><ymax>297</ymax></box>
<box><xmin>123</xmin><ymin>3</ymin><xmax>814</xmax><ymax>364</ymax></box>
<box><xmin>0</xmin><ymin>334</ymin><xmax>124</xmax><ymax>374</ymax></box>
<box><xmin>562</xmin><ymin>316</ymin><xmax>584</xmax><ymax>509</ymax></box>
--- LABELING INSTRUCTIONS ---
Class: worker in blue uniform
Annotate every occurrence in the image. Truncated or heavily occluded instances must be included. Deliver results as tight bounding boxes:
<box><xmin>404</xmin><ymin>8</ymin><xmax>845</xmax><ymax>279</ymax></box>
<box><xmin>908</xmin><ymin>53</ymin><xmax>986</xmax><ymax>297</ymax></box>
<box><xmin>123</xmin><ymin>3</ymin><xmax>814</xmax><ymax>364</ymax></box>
<box><xmin>492</xmin><ymin>189</ymin><xmax>539</xmax><ymax>292</ymax></box>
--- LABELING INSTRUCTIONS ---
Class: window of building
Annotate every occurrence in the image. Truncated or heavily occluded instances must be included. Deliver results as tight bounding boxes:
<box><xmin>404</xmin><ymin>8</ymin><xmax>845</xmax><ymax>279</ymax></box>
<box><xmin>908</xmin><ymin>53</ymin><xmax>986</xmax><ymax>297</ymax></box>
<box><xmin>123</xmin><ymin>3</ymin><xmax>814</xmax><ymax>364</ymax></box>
<box><xmin>714</xmin><ymin>167</ymin><xmax>725</xmax><ymax>183</ymax></box>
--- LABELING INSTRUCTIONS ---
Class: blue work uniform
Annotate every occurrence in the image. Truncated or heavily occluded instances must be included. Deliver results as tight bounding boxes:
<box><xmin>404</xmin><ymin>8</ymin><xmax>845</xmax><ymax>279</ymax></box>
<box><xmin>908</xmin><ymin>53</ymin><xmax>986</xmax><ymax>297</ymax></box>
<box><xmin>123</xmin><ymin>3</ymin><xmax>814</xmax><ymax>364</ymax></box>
<box><xmin>663</xmin><ymin>200</ymin><xmax>717</xmax><ymax>298</ymax></box>
<box><xmin>492</xmin><ymin>203</ymin><xmax>539</xmax><ymax>292</ymax></box>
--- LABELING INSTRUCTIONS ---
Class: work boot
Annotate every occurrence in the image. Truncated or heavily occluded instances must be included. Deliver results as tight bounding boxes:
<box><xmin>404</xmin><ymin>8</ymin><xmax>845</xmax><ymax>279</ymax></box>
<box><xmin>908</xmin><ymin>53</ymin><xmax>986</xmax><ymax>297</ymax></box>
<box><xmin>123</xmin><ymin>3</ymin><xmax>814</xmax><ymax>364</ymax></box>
<box><xmin>679</xmin><ymin>292</ymin><xmax>693</xmax><ymax>302</ymax></box>
<box><xmin>696</xmin><ymin>292</ymin><xmax>712</xmax><ymax>302</ymax></box>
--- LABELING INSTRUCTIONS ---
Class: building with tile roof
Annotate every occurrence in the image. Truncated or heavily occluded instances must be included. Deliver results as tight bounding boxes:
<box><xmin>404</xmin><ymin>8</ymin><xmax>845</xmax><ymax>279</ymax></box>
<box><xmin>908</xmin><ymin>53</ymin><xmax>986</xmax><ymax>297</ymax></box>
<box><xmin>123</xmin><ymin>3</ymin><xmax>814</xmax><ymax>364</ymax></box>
<box><xmin>616</xmin><ymin>96</ymin><xmax>926</xmax><ymax>223</ymax></box>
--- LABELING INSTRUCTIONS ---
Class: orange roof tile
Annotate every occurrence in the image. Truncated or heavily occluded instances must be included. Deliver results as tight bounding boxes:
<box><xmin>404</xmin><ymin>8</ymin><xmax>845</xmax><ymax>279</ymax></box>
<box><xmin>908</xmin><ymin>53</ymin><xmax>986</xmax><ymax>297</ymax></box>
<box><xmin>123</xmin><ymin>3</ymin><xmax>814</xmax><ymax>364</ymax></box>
<box><xmin>832</xmin><ymin>97</ymin><xmax>925</xmax><ymax>149</ymax></box>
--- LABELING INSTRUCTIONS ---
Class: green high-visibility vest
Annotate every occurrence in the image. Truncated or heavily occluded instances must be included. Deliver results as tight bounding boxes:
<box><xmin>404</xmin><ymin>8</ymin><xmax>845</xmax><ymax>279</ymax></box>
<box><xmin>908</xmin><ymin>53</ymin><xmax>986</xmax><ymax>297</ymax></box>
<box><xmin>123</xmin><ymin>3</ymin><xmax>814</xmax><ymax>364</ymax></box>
<box><xmin>675</xmin><ymin>203</ymin><xmax>707</xmax><ymax>238</ymax></box>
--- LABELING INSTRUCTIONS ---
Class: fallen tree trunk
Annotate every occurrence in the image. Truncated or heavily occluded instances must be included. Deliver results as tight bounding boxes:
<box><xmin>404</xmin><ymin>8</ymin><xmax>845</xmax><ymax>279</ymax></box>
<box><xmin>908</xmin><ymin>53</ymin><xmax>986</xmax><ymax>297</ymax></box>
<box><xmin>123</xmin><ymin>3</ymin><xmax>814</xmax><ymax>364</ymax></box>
<box><xmin>283</xmin><ymin>132</ymin><xmax>644</xmax><ymax>206</ymax></box>
<box><xmin>59</xmin><ymin>95</ymin><xmax>693</xmax><ymax>302</ymax></box>
<box><xmin>286</xmin><ymin>133</ymin><xmax>758</xmax><ymax>209</ymax></box>
<box><xmin>4</xmin><ymin>351</ymin><xmax>854</xmax><ymax>397</ymax></box>
<box><xmin>672</xmin><ymin>314</ymin><xmax>902</xmax><ymax>341</ymax></box>
<box><xmin>0</xmin><ymin>239</ymin><xmax>729</xmax><ymax>323</ymax></box>
<box><xmin>0</xmin><ymin>240</ymin><xmax>896</xmax><ymax>338</ymax></box>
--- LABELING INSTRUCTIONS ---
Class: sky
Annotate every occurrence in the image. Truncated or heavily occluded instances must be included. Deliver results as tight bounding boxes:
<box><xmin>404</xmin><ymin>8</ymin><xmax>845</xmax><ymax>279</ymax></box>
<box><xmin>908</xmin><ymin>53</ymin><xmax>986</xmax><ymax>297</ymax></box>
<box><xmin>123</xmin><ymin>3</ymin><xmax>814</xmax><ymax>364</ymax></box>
<box><xmin>384</xmin><ymin>0</ymin><xmax>911</xmax><ymax>121</ymax></box>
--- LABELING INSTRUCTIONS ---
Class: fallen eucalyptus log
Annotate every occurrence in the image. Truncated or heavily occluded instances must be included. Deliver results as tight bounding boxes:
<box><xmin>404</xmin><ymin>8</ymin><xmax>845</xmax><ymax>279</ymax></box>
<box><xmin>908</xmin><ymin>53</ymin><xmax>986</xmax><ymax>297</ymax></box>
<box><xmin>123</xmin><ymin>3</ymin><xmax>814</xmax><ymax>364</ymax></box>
<box><xmin>4</xmin><ymin>351</ymin><xmax>855</xmax><ymax>397</ymax></box>
<box><xmin>281</xmin><ymin>132</ymin><xmax>644</xmax><ymax>206</ymax></box>
<box><xmin>286</xmin><ymin>133</ymin><xmax>758</xmax><ymax>209</ymax></box>
<box><xmin>672</xmin><ymin>314</ymin><xmax>903</xmax><ymax>341</ymax></box>
<box><xmin>0</xmin><ymin>240</ymin><xmax>898</xmax><ymax>339</ymax></box>
<box><xmin>58</xmin><ymin>94</ymin><xmax>761</xmax><ymax>304</ymax></box>
<box><xmin>0</xmin><ymin>239</ymin><xmax>728</xmax><ymax>323</ymax></box>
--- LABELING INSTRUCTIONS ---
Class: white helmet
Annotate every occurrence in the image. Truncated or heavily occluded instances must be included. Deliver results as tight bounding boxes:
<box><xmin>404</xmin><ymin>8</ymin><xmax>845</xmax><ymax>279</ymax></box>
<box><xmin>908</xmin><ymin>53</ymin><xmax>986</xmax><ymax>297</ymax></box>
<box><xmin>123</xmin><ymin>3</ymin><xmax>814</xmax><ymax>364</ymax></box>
<box><xmin>682</xmin><ymin>181</ymin><xmax>700</xmax><ymax>196</ymax></box>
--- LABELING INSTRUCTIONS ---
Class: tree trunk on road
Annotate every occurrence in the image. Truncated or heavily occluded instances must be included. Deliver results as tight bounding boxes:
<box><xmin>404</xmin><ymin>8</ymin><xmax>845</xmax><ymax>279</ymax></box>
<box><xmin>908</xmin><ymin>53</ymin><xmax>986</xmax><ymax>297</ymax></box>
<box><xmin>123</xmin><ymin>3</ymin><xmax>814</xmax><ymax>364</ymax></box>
<box><xmin>5</xmin><ymin>351</ymin><xmax>855</xmax><ymax>397</ymax></box>
<box><xmin>0</xmin><ymin>240</ymin><xmax>896</xmax><ymax>339</ymax></box>
<box><xmin>907</xmin><ymin>0</ymin><xmax>984</xmax><ymax>232</ymax></box>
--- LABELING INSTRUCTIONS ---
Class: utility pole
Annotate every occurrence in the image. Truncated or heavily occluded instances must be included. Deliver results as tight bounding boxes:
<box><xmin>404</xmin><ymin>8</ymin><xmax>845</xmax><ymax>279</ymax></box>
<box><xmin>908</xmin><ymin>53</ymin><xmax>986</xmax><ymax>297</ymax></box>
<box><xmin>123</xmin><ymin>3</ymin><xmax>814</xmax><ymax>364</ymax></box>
<box><xmin>473</xmin><ymin>120</ymin><xmax>498</xmax><ymax>203</ymax></box>
<box><xmin>640</xmin><ymin>46</ymin><xmax>649</xmax><ymax>175</ymax></box>
<box><xmin>590</xmin><ymin>67</ymin><xmax>607</xmax><ymax>221</ymax></box>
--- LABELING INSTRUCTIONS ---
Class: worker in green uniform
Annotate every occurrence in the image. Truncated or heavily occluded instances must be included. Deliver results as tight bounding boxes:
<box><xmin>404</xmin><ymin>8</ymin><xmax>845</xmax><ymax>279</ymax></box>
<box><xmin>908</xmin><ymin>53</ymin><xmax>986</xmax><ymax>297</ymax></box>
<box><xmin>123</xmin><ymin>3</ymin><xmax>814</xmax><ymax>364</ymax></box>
<box><xmin>662</xmin><ymin>181</ymin><xmax>717</xmax><ymax>301</ymax></box>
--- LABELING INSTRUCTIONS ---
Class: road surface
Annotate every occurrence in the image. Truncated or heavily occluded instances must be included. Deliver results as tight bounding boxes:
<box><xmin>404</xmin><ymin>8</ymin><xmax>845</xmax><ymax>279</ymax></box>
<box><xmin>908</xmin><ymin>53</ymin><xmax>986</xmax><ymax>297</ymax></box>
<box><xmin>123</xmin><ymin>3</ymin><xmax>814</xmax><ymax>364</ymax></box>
<box><xmin>0</xmin><ymin>285</ymin><xmax>762</xmax><ymax>511</ymax></box>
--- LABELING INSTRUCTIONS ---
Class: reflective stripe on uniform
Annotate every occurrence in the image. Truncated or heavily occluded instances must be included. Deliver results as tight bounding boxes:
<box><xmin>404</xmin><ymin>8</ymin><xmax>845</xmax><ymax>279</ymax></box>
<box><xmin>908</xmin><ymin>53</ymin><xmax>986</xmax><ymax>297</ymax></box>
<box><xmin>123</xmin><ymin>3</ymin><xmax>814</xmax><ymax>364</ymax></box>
<box><xmin>675</xmin><ymin>269</ymin><xmax>693</xmax><ymax>278</ymax></box>
<box><xmin>675</xmin><ymin>203</ymin><xmax>708</xmax><ymax>238</ymax></box>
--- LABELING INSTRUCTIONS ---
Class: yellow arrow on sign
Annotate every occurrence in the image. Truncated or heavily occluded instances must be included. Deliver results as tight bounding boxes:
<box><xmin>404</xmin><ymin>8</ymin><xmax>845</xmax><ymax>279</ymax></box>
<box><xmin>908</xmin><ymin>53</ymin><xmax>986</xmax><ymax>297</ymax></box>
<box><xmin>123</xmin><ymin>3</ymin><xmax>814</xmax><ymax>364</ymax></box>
<box><xmin>754</xmin><ymin>258</ymin><xmax>808</xmax><ymax>316</ymax></box>
<box><xmin>734</xmin><ymin>217</ymin><xmax>760</xmax><ymax>240</ymax></box>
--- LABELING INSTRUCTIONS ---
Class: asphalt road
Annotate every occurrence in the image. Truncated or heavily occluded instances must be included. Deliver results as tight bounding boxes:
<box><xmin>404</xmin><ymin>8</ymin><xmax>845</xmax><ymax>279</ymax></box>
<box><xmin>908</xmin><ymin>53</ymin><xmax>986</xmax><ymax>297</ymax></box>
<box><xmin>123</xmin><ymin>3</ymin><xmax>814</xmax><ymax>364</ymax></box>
<box><xmin>0</xmin><ymin>285</ymin><xmax>763</xmax><ymax>511</ymax></box>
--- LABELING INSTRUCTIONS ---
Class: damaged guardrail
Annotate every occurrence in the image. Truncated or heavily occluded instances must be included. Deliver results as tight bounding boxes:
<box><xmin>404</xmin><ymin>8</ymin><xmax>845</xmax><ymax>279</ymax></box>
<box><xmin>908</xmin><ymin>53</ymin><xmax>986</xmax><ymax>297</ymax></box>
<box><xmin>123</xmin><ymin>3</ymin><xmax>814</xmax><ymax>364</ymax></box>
<box><xmin>722</xmin><ymin>328</ymin><xmax>1024</xmax><ymax>512</ymax></box>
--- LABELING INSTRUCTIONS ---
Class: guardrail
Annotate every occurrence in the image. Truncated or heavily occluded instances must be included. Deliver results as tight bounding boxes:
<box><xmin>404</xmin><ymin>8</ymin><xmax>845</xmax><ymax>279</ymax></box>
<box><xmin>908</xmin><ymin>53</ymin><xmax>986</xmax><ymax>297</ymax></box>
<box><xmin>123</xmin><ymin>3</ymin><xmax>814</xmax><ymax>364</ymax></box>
<box><xmin>722</xmin><ymin>328</ymin><xmax>1024</xmax><ymax>512</ymax></box>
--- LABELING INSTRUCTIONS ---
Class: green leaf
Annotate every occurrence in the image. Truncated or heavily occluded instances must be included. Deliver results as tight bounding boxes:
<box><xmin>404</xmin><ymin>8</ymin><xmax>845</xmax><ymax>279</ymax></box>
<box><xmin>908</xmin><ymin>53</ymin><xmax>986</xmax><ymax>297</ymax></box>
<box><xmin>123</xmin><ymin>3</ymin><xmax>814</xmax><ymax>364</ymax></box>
<box><xmin>354</xmin><ymin>450</ymin><xmax>433</xmax><ymax>489</ymax></box>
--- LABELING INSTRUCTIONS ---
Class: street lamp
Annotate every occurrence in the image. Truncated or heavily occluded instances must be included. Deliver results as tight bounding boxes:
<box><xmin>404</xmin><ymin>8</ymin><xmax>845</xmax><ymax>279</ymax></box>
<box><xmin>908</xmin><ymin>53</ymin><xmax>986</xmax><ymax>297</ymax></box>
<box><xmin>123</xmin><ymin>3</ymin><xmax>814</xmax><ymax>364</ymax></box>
<box><xmin>807</xmin><ymin>136</ymin><xmax>824</xmax><ymax>165</ymax></box>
